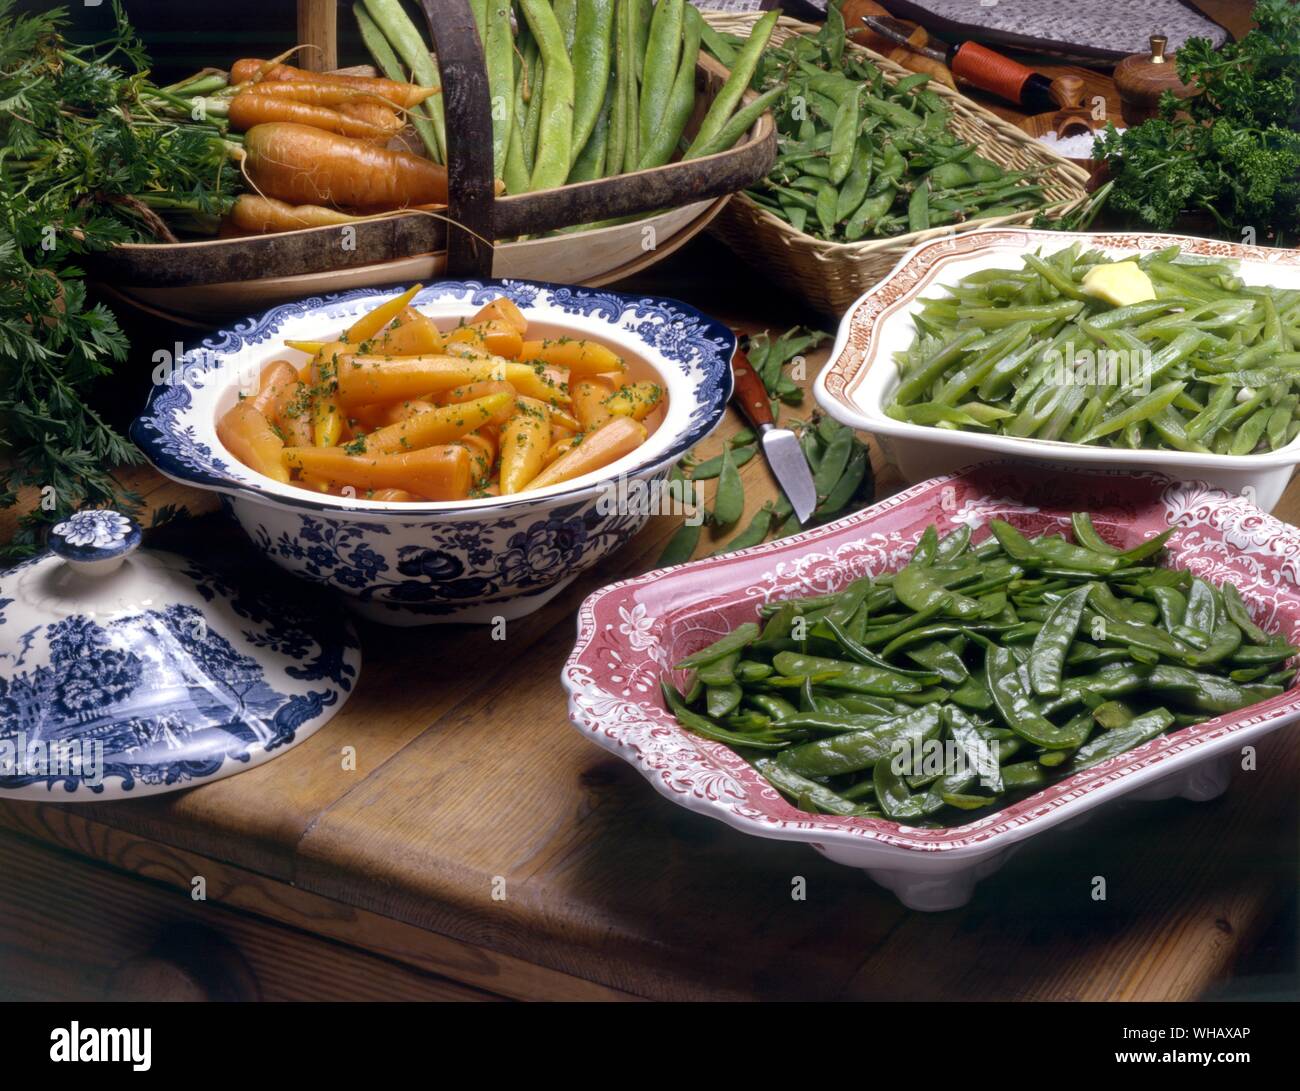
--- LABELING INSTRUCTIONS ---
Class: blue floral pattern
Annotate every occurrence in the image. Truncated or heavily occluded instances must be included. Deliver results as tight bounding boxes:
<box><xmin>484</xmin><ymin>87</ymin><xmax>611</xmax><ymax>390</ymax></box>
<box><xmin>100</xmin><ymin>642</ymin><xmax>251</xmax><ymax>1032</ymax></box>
<box><xmin>245</xmin><ymin>485</ymin><xmax>655</xmax><ymax>616</ymax></box>
<box><xmin>0</xmin><ymin>562</ymin><xmax>358</xmax><ymax>795</ymax></box>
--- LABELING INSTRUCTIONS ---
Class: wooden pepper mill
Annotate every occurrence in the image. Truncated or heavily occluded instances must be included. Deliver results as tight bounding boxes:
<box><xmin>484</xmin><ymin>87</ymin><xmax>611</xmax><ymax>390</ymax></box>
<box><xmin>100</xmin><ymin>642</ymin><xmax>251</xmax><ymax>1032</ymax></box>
<box><xmin>1114</xmin><ymin>34</ymin><xmax>1197</xmax><ymax>125</ymax></box>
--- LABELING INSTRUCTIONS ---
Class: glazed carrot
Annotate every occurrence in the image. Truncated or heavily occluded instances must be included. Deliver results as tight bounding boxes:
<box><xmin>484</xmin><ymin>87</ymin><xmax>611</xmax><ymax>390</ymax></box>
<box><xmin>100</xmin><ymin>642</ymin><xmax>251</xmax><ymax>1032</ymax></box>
<box><xmin>378</xmin><ymin>398</ymin><xmax>437</xmax><ymax>425</ymax></box>
<box><xmin>361</xmin><ymin>391</ymin><xmax>515</xmax><ymax>455</ymax></box>
<box><xmin>548</xmin><ymin>405</ymin><xmax>582</xmax><ymax>432</ymax></box>
<box><xmin>369</xmin><ymin>488</ymin><xmax>419</xmax><ymax>502</ymax></box>
<box><xmin>457</xmin><ymin>431</ymin><xmax>497</xmax><ymax>485</ymax></box>
<box><xmin>498</xmin><ymin>396</ymin><xmax>551</xmax><ymax>494</ymax></box>
<box><xmin>228</xmin><ymin>195</ymin><xmax>362</xmax><ymax>234</ymax></box>
<box><xmin>230</xmin><ymin>59</ymin><xmax>437</xmax><ymax>108</ymax></box>
<box><xmin>518</xmin><ymin>338</ymin><xmax>625</xmax><ymax>377</ymax></box>
<box><xmin>446</xmin><ymin>319</ymin><xmax>524</xmax><ymax>360</ymax></box>
<box><xmin>373</xmin><ymin>307</ymin><xmax>445</xmax><ymax>355</ymax></box>
<box><xmin>605</xmin><ymin>381</ymin><xmax>664</xmax><ymax>422</ymax></box>
<box><xmin>436</xmin><ymin>379</ymin><xmax>517</xmax><ymax>406</ymax></box>
<box><xmin>228</xmin><ymin>92</ymin><xmax>394</xmax><ymax>141</ymax></box>
<box><xmin>248</xmin><ymin>360</ymin><xmax>299</xmax><ymax>416</ymax></box>
<box><xmin>218</xmin><ymin>402</ymin><xmax>290</xmax><ymax>483</ymax></box>
<box><xmin>469</xmin><ymin>296</ymin><xmax>528</xmax><ymax>335</ymax></box>
<box><xmin>282</xmin><ymin>444</ymin><xmax>471</xmax><ymax>501</ymax></box>
<box><xmin>243</xmin><ymin>124</ymin><xmax>448</xmax><ymax>210</ymax></box>
<box><xmin>338</xmin><ymin>355</ymin><xmax>565</xmax><ymax>407</ymax></box>
<box><xmin>572</xmin><ymin>377</ymin><xmax>617</xmax><ymax>431</ymax></box>
<box><xmin>522</xmin><ymin>417</ymin><xmax>648</xmax><ymax>491</ymax></box>
<box><xmin>346</xmin><ymin>284</ymin><xmax>422</xmax><ymax>344</ymax></box>
<box><xmin>542</xmin><ymin>433</ymin><xmax>583</xmax><ymax>465</ymax></box>
<box><xmin>273</xmin><ymin>379</ymin><xmax>314</xmax><ymax>446</ymax></box>
<box><xmin>309</xmin><ymin>346</ymin><xmax>347</xmax><ymax>447</ymax></box>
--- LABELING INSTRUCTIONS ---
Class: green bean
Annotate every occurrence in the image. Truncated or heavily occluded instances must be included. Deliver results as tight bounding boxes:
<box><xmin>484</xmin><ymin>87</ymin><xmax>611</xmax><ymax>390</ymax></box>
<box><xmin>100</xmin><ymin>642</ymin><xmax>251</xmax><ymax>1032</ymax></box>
<box><xmin>354</xmin><ymin>2</ymin><xmax>442</xmax><ymax>162</ymax></box>
<box><xmin>684</xmin><ymin>83</ymin><xmax>788</xmax><ymax>161</ymax></box>
<box><xmin>362</xmin><ymin>0</ymin><xmax>446</xmax><ymax>161</ymax></box>
<box><xmin>570</xmin><ymin>0</ymin><xmax>616</xmax><ymax>168</ymax></box>
<box><xmin>638</xmin><ymin>3</ymin><xmax>701</xmax><ymax>168</ymax></box>
<box><xmin>656</xmin><ymin>518</ymin><xmax>700</xmax><ymax>568</ymax></box>
<box><xmin>637</xmin><ymin>0</ymin><xmax>683</xmax><ymax>155</ymax></box>
<box><xmin>684</xmin><ymin>8</ymin><xmax>778</xmax><ymax>157</ymax></box>
<box><xmin>482</xmin><ymin>0</ymin><xmax>516</xmax><ymax>180</ymax></box>
<box><xmin>518</xmin><ymin>0</ymin><xmax>575</xmax><ymax>191</ymax></box>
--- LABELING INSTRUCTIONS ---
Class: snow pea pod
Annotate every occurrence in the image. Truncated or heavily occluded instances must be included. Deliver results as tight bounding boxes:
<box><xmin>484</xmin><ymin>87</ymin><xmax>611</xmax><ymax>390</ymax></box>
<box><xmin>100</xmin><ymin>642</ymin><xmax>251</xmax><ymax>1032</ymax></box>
<box><xmin>1146</xmin><ymin>665</ymin><xmax>1281</xmax><ymax>713</ymax></box>
<box><xmin>773</xmin><ymin>651</ymin><xmax>925</xmax><ymax>695</ymax></box>
<box><xmin>674</xmin><ymin>622</ymin><xmax>759</xmax><ymax>669</ymax></box>
<box><xmin>1221</xmin><ymin>583</ymin><xmax>1272</xmax><ymax>645</ymax></box>
<box><xmin>895</xmin><ymin>564</ymin><xmax>982</xmax><ymax>619</ymax></box>
<box><xmin>660</xmin><ymin>680</ymin><xmax>789</xmax><ymax>750</ymax></box>
<box><xmin>1074</xmin><ymin>709</ymin><xmax>1175</xmax><ymax>770</ymax></box>
<box><xmin>1028</xmin><ymin>583</ymin><xmax>1092</xmax><ymax>697</ymax></box>
<box><xmin>823</xmin><ymin>618</ymin><xmax>941</xmax><ymax>679</ymax></box>
<box><xmin>987</xmin><ymin>646</ymin><xmax>1096</xmax><ymax>748</ymax></box>
<box><xmin>874</xmin><ymin>758</ymin><xmax>929</xmax><ymax>819</ymax></box>
<box><xmin>776</xmin><ymin>704</ymin><xmax>943</xmax><ymax>777</ymax></box>
<box><xmin>756</xmin><ymin>758</ymin><xmax>874</xmax><ymax>816</ymax></box>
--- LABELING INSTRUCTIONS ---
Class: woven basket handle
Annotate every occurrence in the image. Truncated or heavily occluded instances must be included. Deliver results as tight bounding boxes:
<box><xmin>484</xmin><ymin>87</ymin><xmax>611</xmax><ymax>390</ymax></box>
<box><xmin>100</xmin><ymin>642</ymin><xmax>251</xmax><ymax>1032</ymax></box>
<box><xmin>417</xmin><ymin>0</ymin><xmax>495</xmax><ymax>277</ymax></box>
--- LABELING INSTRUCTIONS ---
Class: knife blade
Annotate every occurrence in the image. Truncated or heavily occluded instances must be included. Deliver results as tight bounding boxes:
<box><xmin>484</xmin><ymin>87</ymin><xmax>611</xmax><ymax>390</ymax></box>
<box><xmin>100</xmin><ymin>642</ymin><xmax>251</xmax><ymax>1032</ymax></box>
<box><xmin>730</xmin><ymin>348</ymin><xmax>818</xmax><ymax>525</ymax></box>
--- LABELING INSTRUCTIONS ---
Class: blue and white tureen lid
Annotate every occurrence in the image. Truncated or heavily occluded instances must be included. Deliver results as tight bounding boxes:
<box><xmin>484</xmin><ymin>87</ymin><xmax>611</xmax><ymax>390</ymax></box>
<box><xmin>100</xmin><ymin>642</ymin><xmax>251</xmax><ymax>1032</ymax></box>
<box><xmin>0</xmin><ymin>509</ymin><xmax>361</xmax><ymax>800</ymax></box>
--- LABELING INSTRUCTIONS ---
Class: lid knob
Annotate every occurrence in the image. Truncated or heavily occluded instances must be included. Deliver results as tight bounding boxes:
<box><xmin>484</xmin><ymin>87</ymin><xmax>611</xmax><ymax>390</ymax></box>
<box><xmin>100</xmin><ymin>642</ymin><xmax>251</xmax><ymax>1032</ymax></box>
<box><xmin>49</xmin><ymin>509</ymin><xmax>142</xmax><ymax>576</ymax></box>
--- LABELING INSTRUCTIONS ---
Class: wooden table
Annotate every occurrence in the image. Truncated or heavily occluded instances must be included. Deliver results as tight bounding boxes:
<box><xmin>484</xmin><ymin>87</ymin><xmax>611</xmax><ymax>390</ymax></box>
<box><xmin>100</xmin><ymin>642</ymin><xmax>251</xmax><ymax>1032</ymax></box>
<box><xmin>1</xmin><ymin>8</ymin><xmax>1296</xmax><ymax>1002</ymax></box>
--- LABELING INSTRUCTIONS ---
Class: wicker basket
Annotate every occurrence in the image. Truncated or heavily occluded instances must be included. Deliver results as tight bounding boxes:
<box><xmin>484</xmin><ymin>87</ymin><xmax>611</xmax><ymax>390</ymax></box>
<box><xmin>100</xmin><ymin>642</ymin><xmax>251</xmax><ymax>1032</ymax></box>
<box><xmin>704</xmin><ymin>14</ymin><xmax>1091</xmax><ymax>316</ymax></box>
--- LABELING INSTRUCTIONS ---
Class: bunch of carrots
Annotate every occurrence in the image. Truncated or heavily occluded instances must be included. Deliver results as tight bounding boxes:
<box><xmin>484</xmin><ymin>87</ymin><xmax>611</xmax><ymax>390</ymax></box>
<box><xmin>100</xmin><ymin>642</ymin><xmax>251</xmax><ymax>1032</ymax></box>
<box><xmin>194</xmin><ymin>57</ymin><xmax>452</xmax><ymax>236</ymax></box>
<box><xmin>218</xmin><ymin>285</ymin><xmax>665</xmax><ymax>501</ymax></box>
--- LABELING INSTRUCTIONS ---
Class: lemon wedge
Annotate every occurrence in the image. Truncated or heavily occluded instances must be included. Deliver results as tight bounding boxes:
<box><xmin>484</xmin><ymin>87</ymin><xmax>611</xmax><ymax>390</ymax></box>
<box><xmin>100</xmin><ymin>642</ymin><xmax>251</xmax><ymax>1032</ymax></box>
<box><xmin>1081</xmin><ymin>261</ymin><xmax>1156</xmax><ymax>308</ymax></box>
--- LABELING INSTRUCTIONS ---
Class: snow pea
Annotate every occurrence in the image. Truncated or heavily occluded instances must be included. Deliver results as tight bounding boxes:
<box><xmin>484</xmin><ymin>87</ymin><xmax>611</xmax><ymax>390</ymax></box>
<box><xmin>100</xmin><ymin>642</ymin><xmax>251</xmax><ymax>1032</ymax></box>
<box><xmin>777</xmin><ymin>704</ymin><xmax>943</xmax><ymax>777</ymax></box>
<box><xmin>675</xmin><ymin>623</ymin><xmax>759</xmax><ymax>669</ymax></box>
<box><xmin>1028</xmin><ymin>583</ymin><xmax>1092</xmax><ymax>697</ymax></box>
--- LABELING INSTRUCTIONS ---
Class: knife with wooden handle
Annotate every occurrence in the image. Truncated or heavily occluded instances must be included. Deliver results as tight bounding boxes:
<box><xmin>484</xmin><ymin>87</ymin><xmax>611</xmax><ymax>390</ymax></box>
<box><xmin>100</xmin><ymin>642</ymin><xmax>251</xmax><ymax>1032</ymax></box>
<box><xmin>731</xmin><ymin>348</ymin><xmax>817</xmax><ymax>525</ymax></box>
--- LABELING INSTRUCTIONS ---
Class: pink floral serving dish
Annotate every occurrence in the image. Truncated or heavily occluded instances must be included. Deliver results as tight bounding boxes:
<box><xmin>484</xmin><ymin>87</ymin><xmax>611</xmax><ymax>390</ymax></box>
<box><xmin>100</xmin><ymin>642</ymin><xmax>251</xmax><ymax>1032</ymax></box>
<box><xmin>814</xmin><ymin>229</ymin><xmax>1300</xmax><ymax>512</ymax></box>
<box><xmin>562</xmin><ymin>462</ymin><xmax>1300</xmax><ymax>910</ymax></box>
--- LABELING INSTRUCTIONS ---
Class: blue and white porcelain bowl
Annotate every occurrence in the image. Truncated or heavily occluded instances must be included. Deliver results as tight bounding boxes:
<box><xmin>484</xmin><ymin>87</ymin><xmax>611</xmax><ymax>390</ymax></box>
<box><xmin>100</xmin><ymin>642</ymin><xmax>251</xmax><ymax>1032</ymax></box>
<box><xmin>132</xmin><ymin>279</ymin><xmax>735</xmax><ymax>625</ymax></box>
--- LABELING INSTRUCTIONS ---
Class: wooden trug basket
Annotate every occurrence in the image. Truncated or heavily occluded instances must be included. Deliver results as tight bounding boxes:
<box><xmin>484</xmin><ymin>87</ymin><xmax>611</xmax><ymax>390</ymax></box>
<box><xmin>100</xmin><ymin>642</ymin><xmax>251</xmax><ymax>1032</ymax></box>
<box><xmin>93</xmin><ymin>0</ymin><xmax>778</xmax><ymax>296</ymax></box>
<box><xmin>704</xmin><ymin>14</ymin><xmax>1092</xmax><ymax>316</ymax></box>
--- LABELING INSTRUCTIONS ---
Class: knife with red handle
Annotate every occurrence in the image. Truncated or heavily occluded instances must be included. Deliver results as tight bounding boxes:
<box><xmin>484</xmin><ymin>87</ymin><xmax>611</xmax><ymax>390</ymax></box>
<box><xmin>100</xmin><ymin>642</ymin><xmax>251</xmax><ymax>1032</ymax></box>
<box><xmin>730</xmin><ymin>348</ymin><xmax>817</xmax><ymax>525</ymax></box>
<box><xmin>862</xmin><ymin>14</ymin><xmax>1069</xmax><ymax>113</ymax></box>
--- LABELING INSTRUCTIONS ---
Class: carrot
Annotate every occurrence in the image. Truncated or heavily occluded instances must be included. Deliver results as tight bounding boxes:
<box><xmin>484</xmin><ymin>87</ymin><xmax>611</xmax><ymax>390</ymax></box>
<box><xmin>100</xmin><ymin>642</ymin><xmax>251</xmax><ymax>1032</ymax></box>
<box><xmin>522</xmin><ymin>417</ymin><xmax>648</xmax><ymax>491</ymax></box>
<box><xmin>230</xmin><ymin>59</ymin><xmax>436</xmax><ymax>108</ymax></box>
<box><xmin>371</xmin><ymin>307</ymin><xmax>444</xmax><ymax>355</ymax></box>
<box><xmin>282</xmin><ymin>444</ymin><xmax>471</xmax><ymax>501</ymax></box>
<box><xmin>518</xmin><ymin>338</ymin><xmax>626</xmax><ymax>377</ymax></box>
<box><xmin>435</xmin><ymin>379</ymin><xmax>517</xmax><ymax>406</ymax></box>
<box><xmin>457</xmin><ymin>431</ymin><xmax>497</xmax><ymax>485</ymax></box>
<box><xmin>248</xmin><ymin>360</ymin><xmax>299</xmax><ymax>416</ymax></box>
<box><xmin>446</xmin><ymin>320</ymin><xmax>524</xmax><ymax>360</ymax></box>
<box><xmin>337</xmin><ymin>101</ymin><xmax>404</xmax><ymax>138</ymax></box>
<box><xmin>542</xmin><ymin>433</ymin><xmax>583</xmax><ymax>466</ymax></box>
<box><xmin>228</xmin><ymin>92</ymin><xmax>394</xmax><ymax>142</ymax></box>
<box><xmin>378</xmin><ymin>398</ymin><xmax>437</xmax><ymax>425</ymax></box>
<box><xmin>274</xmin><ymin>380</ymin><xmax>314</xmax><ymax>447</ymax></box>
<box><xmin>361</xmin><ymin>391</ymin><xmax>516</xmax><ymax>455</ymax></box>
<box><xmin>369</xmin><ymin>488</ymin><xmax>419</xmax><ymax>502</ymax></box>
<box><xmin>228</xmin><ymin>195</ymin><xmax>362</xmax><ymax>234</ymax></box>
<box><xmin>498</xmin><ymin>396</ymin><xmax>551</xmax><ymax>494</ymax></box>
<box><xmin>217</xmin><ymin>402</ymin><xmax>290</xmax><ymax>483</ymax></box>
<box><xmin>572</xmin><ymin>377</ymin><xmax>617</xmax><ymax>431</ymax></box>
<box><xmin>470</xmin><ymin>297</ymin><xmax>528</xmax><ymax>335</ymax></box>
<box><xmin>346</xmin><ymin>284</ymin><xmax>421</xmax><ymax>343</ymax></box>
<box><xmin>338</xmin><ymin>355</ymin><xmax>566</xmax><ymax>407</ymax></box>
<box><xmin>243</xmin><ymin>123</ymin><xmax>448</xmax><ymax>211</ymax></box>
<box><xmin>605</xmin><ymin>381</ymin><xmax>664</xmax><ymax>422</ymax></box>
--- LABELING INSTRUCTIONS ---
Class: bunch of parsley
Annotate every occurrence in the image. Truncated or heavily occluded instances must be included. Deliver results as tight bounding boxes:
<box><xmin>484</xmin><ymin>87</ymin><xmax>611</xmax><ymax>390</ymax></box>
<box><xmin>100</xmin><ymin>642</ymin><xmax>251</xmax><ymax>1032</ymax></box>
<box><xmin>1093</xmin><ymin>0</ymin><xmax>1300</xmax><ymax>243</ymax></box>
<box><xmin>0</xmin><ymin>2</ymin><xmax>237</xmax><ymax>556</ymax></box>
